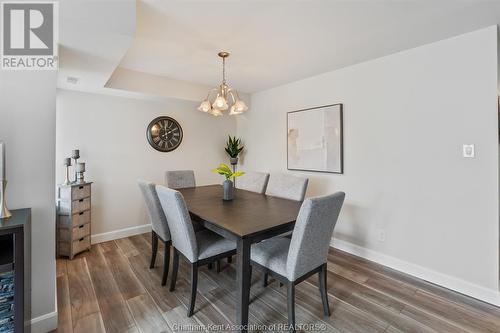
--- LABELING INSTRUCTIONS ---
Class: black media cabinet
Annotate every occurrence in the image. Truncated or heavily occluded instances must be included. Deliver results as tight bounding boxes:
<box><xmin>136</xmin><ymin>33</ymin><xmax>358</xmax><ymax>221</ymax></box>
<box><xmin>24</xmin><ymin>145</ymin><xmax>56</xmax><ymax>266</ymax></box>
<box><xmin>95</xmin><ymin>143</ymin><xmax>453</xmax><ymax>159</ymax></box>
<box><xmin>0</xmin><ymin>209</ymin><xmax>31</xmax><ymax>333</ymax></box>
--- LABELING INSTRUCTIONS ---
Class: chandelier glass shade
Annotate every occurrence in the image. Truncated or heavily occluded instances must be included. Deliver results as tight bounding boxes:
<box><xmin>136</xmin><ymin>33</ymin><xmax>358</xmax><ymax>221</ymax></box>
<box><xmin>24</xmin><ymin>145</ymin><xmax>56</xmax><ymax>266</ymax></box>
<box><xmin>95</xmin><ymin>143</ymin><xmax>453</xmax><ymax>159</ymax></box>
<box><xmin>198</xmin><ymin>52</ymin><xmax>248</xmax><ymax>116</ymax></box>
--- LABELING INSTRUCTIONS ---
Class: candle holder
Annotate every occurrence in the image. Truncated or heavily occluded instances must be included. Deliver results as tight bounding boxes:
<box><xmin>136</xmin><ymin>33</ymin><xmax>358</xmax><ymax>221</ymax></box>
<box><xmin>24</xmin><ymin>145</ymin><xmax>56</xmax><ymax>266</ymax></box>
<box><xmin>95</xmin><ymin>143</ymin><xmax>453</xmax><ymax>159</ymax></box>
<box><xmin>0</xmin><ymin>180</ymin><xmax>11</xmax><ymax>219</ymax></box>
<box><xmin>71</xmin><ymin>149</ymin><xmax>80</xmax><ymax>183</ymax></box>
<box><xmin>63</xmin><ymin>158</ymin><xmax>72</xmax><ymax>185</ymax></box>
<box><xmin>76</xmin><ymin>162</ymin><xmax>86</xmax><ymax>184</ymax></box>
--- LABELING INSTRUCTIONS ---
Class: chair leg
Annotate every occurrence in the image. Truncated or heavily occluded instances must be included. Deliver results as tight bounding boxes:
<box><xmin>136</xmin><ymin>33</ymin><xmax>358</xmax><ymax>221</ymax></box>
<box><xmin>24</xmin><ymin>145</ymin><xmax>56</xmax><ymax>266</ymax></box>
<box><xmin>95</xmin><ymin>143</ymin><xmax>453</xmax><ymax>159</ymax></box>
<box><xmin>161</xmin><ymin>243</ymin><xmax>171</xmax><ymax>286</ymax></box>
<box><xmin>263</xmin><ymin>273</ymin><xmax>269</xmax><ymax>287</ymax></box>
<box><xmin>216</xmin><ymin>260</ymin><xmax>221</xmax><ymax>273</ymax></box>
<box><xmin>227</xmin><ymin>255</ymin><xmax>232</xmax><ymax>263</ymax></box>
<box><xmin>287</xmin><ymin>282</ymin><xmax>296</xmax><ymax>332</ymax></box>
<box><xmin>169</xmin><ymin>248</ymin><xmax>179</xmax><ymax>292</ymax></box>
<box><xmin>150</xmin><ymin>231</ymin><xmax>158</xmax><ymax>269</ymax></box>
<box><xmin>319</xmin><ymin>263</ymin><xmax>330</xmax><ymax>317</ymax></box>
<box><xmin>188</xmin><ymin>263</ymin><xmax>198</xmax><ymax>317</ymax></box>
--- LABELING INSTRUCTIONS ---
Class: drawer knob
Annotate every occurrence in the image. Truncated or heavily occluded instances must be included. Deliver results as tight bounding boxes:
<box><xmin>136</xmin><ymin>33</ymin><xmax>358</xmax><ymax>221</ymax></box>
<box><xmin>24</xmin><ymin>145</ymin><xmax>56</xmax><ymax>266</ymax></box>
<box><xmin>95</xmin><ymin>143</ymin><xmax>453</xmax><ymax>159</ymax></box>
<box><xmin>79</xmin><ymin>225</ymin><xmax>84</xmax><ymax>229</ymax></box>
<box><xmin>79</xmin><ymin>212</ymin><xmax>84</xmax><ymax>215</ymax></box>
<box><xmin>79</xmin><ymin>186</ymin><xmax>84</xmax><ymax>189</ymax></box>
<box><xmin>79</xmin><ymin>199</ymin><xmax>83</xmax><ymax>202</ymax></box>
<box><xmin>79</xmin><ymin>237</ymin><xmax>85</xmax><ymax>242</ymax></box>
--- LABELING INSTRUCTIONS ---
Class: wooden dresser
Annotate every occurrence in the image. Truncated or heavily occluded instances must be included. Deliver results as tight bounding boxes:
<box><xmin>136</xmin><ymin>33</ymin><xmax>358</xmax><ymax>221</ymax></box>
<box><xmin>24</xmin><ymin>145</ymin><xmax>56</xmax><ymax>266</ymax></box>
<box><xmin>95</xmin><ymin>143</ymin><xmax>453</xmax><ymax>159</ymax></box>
<box><xmin>57</xmin><ymin>182</ymin><xmax>92</xmax><ymax>259</ymax></box>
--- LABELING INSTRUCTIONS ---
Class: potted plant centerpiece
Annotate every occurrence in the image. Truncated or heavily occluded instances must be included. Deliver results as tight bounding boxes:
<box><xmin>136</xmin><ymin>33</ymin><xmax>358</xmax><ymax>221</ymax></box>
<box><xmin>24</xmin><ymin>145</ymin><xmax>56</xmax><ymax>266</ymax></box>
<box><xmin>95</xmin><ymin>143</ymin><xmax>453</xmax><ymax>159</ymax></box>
<box><xmin>211</xmin><ymin>164</ymin><xmax>244</xmax><ymax>201</ymax></box>
<box><xmin>225</xmin><ymin>135</ymin><xmax>244</xmax><ymax>167</ymax></box>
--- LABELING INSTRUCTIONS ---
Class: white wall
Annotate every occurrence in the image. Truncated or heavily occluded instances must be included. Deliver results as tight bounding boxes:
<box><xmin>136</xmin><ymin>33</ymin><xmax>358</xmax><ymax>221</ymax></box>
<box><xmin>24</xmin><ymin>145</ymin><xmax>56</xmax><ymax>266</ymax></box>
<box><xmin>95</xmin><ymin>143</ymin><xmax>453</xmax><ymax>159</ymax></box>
<box><xmin>237</xmin><ymin>26</ymin><xmax>500</xmax><ymax>303</ymax></box>
<box><xmin>0</xmin><ymin>71</ymin><xmax>57</xmax><ymax>332</ymax></box>
<box><xmin>56</xmin><ymin>90</ymin><xmax>236</xmax><ymax>239</ymax></box>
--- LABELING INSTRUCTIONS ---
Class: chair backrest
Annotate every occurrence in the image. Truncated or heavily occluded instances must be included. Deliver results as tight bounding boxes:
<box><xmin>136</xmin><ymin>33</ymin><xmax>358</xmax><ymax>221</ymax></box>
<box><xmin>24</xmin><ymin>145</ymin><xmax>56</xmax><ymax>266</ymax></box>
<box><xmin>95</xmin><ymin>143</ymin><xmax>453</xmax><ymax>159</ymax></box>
<box><xmin>137</xmin><ymin>180</ymin><xmax>170</xmax><ymax>241</ymax></box>
<box><xmin>236</xmin><ymin>171</ymin><xmax>270</xmax><ymax>194</ymax></box>
<box><xmin>286</xmin><ymin>192</ymin><xmax>345</xmax><ymax>281</ymax></box>
<box><xmin>155</xmin><ymin>185</ymin><xmax>198</xmax><ymax>262</ymax></box>
<box><xmin>265</xmin><ymin>173</ymin><xmax>309</xmax><ymax>201</ymax></box>
<box><xmin>165</xmin><ymin>170</ymin><xmax>196</xmax><ymax>189</ymax></box>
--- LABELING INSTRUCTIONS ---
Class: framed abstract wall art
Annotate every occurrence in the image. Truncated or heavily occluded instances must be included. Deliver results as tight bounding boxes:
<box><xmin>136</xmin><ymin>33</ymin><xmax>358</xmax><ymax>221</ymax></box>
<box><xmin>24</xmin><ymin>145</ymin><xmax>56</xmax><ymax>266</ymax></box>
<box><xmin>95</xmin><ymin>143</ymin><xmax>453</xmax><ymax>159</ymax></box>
<box><xmin>287</xmin><ymin>104</ymin><xmax>343</xmax><ymax>174</ymax></box>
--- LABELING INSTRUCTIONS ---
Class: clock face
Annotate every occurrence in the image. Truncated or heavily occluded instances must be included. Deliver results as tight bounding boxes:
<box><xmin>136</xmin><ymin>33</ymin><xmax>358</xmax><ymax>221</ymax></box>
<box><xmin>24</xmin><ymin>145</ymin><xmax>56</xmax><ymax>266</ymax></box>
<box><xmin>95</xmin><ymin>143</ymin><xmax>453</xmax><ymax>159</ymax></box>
<box><xmin>146</xmin><ymin>116</ymin><xmax>183</xmax><ymax>152</ymax></box>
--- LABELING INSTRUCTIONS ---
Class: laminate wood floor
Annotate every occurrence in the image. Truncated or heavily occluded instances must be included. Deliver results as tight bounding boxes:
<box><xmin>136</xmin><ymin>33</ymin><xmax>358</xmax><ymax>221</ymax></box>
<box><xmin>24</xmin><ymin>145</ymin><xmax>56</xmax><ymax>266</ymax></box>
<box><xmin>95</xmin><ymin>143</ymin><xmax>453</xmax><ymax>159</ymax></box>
<box><xmin>53</xmin><ymin>233</ymin><xmax>500</xmax><ymax>332</ymax></box>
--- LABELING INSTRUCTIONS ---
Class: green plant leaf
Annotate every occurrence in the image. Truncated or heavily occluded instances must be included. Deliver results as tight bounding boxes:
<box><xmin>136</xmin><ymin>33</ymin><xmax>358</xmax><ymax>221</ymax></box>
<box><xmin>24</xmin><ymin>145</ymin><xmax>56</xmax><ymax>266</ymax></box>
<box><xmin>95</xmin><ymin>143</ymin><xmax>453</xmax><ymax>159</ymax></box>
<box><xmin>231</xmin><ymin>171</ymin><xmax>245</xmax><ymax>178</ymax></box>
<box><xmin>212</xmin><ymin>163</ymin><xmax>245</xmax><ymax>181</ymax></box>
<box><xmin>224</xmin><ymin>135</ymin><xmax>244</xmax><ymax>158</ymax></box>
<box><xmin>218</xmin><ymin>164</ymin><xmax>232</xmax><ymax>172</ymax></box>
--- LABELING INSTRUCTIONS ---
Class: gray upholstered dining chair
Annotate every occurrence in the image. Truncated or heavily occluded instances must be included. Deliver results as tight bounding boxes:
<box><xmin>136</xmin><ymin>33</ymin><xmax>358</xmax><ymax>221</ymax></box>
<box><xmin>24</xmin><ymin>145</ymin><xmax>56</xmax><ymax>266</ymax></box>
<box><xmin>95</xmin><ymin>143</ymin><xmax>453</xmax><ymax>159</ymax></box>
<box><xmin>137</xmin><ymin>180</ymin><xmax>171</xmax><ymax>286</ymax></box>
<box><xmin>155</xmin><ymin>185</ymin><xmax>237</xmax><ymax>317</ymax></box>
<box><xmin>165</xmin><ymin>170</ymin><xmax>196</xmax><ymax>189</ymax></box>
<box><xmin>250</xmin><ymin>192</ymin><xmax>345</xmax><ymax>330</ymax></box>
<box><xmin>265</xmin><ymin>174</ymin><xmax>309</xmax><ymax>247</ymax></box>
<box><xmin>236</xmin><ymin>171</ymin><xmax>270</xmax><ymax>194</ymax></box>
<box><xmin>265</xmin><ymin>173</ymin><xmax>308</xmax><ymax>201</ymax></box>
<box><xmin>164</xmin><ymin>169</ymin><xmax>221</xmax><ymax>270</ymax></box>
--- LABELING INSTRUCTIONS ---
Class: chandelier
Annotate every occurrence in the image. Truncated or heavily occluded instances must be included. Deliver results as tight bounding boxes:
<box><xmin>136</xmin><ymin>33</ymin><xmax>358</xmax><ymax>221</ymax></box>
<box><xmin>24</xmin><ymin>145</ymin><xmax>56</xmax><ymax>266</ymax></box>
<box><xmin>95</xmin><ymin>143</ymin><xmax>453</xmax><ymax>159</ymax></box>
<box><xmin>198</xmin><ymin>52</ymin><xmax>248</xmax><ymax>116</ymax></box>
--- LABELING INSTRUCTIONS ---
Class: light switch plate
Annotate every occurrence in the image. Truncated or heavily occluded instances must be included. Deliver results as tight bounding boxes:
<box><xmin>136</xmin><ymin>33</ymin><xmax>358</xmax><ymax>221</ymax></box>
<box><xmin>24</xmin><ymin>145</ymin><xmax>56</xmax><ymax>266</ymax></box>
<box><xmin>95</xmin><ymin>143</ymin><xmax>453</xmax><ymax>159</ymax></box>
<box><xmin>463</xmin><ymin>144</ymin><xmax>475</xmax><ymax>158</ymax></box>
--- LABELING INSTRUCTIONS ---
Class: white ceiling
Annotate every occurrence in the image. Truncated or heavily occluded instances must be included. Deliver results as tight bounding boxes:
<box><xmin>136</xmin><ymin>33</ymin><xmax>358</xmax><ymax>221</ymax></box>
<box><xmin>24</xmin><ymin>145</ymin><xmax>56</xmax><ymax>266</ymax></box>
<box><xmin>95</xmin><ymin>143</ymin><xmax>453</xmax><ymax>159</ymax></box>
<box><xmin>119</xmin><ymin>0</ymin><xmax>500</xmax><ymax>93</ymax></box>
<box><xmin>58</xmin><ymin>0</ymin><xmax>135</xmax><ymax>92</ymax></box>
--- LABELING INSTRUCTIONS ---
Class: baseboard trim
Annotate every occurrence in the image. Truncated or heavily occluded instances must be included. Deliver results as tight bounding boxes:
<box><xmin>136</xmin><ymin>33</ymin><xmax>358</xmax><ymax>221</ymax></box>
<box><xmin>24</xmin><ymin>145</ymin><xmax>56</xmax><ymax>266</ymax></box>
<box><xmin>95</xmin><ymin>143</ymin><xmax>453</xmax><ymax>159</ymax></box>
<box><xmin>92</xmin><ymin>224</ymin><xmax>152</xmax><ymax>244</ymax></box>
<box><xmin>330</xmin><ymin>237</ymin><xmax>500</xmax><ymax>306</ymax></box>
<box><xmin>30</xmin><ymin>310</ymin><xmax>57</xmax><ymax>333</ymax></box>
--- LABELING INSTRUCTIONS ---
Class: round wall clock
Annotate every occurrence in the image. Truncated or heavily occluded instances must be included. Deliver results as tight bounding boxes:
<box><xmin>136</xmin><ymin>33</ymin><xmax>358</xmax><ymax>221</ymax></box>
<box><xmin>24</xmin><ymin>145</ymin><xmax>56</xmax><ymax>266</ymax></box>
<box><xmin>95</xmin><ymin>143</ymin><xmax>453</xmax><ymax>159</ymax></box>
<box><xmin>146</xmin><ymin>116</ymin><xmax>183</xmax><ymax>152</ymax></box>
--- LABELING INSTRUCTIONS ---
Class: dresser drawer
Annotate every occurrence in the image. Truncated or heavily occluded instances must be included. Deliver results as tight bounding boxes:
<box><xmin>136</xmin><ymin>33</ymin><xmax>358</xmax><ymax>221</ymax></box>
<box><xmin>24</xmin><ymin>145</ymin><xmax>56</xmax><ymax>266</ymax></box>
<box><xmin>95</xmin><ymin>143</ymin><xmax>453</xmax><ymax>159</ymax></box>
<box><xmin>58</xmin><ymin>183</ymin><xmax>91</xmax><ymax>201</ymax></box>
<box><xmin>72</xmin><ymin>184</ymin><xmax>91</xmax><ymax>200</ymax></box>
<box><xmin>59</xmin><ymin>223</ymin><xmax>90</xmax><ymax>241</ymax></box>
<box><xmin>72</xmin><ymin>197</ymin><xmax>90</xmax><ymax>213</ymax></box>
<box><xmin>59</xmin><ymin>235</ymin><xmax>90</xmax><ymax>258</ymax></box>
<box><xmin>73</xmin><ymin>236</ymin><xmax>91</xmax><ymax>255</ymax></box>
<box><xmin>59</xmin><ymin>210</ymin><xmax>90</xmax><ymax>229</ymax></box>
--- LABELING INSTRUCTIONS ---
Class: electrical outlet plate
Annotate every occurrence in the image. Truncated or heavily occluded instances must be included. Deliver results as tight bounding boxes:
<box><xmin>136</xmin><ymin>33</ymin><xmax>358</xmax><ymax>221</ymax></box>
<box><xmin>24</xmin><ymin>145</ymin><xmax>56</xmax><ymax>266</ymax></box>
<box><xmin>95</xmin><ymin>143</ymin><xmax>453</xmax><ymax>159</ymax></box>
<box><xmin>463</xmin><ymin>144</ymin><xmax>475</xmax><ymax>158</ymax></box>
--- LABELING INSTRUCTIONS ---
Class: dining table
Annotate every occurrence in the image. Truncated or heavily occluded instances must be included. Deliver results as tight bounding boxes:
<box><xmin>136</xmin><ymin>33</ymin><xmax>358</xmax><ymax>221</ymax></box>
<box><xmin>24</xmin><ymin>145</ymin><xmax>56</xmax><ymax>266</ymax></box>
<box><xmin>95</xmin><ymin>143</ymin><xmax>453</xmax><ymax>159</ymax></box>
<box><xmin>178</xmin><ymin>184</ymin><xmax>302</xmax><ymax>332</ymax></box>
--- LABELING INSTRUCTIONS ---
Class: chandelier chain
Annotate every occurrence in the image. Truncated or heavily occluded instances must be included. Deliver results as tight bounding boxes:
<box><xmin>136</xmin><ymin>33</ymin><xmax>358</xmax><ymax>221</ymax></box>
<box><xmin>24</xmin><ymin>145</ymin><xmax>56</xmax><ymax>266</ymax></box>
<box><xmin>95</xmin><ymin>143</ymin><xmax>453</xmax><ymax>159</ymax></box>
<box><xmin>222</xmin><ymin>56</ymin><xmax>226</xmax><ymax>84</ymax></box>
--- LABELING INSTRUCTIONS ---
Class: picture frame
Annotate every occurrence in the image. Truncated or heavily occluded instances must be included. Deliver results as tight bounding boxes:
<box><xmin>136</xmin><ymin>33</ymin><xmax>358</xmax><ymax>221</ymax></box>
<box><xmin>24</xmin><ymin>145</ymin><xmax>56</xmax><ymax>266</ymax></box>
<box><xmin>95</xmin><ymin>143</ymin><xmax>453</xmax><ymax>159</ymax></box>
<box><xmin>287</xmin><ymin>103</ymin><xmax>343</xmax><ymax>174</ymax></box>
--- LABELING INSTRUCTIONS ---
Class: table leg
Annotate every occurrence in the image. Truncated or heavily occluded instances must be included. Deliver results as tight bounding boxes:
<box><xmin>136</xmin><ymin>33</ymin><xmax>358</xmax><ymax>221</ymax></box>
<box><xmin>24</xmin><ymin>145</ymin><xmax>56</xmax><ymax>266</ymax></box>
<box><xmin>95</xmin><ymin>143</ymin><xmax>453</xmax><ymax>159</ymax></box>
<box><xmin>236</xmin><ymin>238</ymin><xmax>251</xmax><ymax>332</ymax></box>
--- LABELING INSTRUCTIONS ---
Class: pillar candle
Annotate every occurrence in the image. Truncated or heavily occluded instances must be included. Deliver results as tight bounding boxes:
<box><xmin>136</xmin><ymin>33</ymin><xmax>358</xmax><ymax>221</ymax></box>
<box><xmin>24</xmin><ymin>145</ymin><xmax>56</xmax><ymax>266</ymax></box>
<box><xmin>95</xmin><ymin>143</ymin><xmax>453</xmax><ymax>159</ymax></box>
<box><xmin>0</xmin><ymin>142</ymin><xmax>5</xmax><ymax>181</ymax></box>
<box><xmin>71</xmin><ymin>149</ymin><xmax>80</xmax><ymax>159</ymax></box>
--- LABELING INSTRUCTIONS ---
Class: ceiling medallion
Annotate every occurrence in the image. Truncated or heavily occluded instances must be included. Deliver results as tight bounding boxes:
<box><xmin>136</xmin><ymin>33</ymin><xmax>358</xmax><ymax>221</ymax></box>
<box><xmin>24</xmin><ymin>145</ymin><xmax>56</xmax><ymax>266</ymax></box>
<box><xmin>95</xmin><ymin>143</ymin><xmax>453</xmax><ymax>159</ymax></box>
<box><xmin>198</xmin><ymin>51</ymin><xmax>248</xmax><ymax>116</ymax></box>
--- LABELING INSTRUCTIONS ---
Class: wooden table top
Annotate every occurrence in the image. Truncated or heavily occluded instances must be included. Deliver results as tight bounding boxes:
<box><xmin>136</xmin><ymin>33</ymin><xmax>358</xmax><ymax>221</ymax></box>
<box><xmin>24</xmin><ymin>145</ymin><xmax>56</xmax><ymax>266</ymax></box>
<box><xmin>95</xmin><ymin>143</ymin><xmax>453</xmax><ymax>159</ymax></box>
<box><xmin>178</xmin><ymin>185</ymin><xmax>302</xmax><ymax>238</ymax></box>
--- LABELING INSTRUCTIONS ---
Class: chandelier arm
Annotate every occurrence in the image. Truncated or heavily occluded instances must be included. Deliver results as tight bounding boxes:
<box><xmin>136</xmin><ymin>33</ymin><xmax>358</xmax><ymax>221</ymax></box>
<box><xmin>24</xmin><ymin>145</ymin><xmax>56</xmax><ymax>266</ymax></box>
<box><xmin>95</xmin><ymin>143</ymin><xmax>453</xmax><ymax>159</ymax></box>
<box><xmin>206</xmin><ymin>87</ymin><xmax>219</xmax><ymax>101</ymax></box>
<box><xmin>227</xmin><ymin>89</ymin><xmax>238</xmax><ymax>104</ymax></box>
<box><xmin>233</xmin><ymin>89</ymin><xmax>241</xmax><ymax>100</ymax></box>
